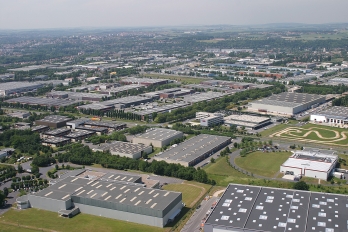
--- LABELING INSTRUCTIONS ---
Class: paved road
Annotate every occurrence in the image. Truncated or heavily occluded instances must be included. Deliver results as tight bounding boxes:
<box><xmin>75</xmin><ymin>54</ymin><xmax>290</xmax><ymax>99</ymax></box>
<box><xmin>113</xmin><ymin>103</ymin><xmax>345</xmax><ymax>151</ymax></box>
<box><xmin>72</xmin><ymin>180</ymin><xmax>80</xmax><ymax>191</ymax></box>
<box><xmin>0</xmin><ymin>191</ymin><xmax>18</xmax><ymax>215</ymax></box>
<box><xmin>147</xmin><ymin>175</ymin><xmax>183</xmax><ymax>185</ymax></box>
<box><xmin>181</xmin><ymin>196</ymin><xmax>217</xmax><ymax>232</ymax></box>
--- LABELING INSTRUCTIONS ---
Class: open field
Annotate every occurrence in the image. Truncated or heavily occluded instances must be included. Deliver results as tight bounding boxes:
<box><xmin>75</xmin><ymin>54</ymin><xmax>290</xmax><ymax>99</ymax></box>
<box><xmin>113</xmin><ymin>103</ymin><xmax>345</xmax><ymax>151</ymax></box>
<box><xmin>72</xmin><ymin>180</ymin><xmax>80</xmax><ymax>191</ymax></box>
<box><xmin>162</xmin><ymin>182</ymin><xmax>209</xmax><ymax>208</ymax></box>
<box><xmin>235</xmin><ymin>151</ymin><xmax>291</xmax><ymax>178</ymax></box>
<box><xmin>260</xmin><ymin>123</ymin><xmax>290</xmax><ymax>137</ymax></box>
<box><xmin>269</xmin><ymin>124</ymin><xmax>348</xmax><ymax>146</ymax></box>
<box><xmin>0</xmin><ymin>208</ymin><xmax>165</xmax><ymax>232</ymax></box>
<box><xmin>143</xmin><ymin>73</ymin><xmax>205</xmax><ymax>84</ymax></box>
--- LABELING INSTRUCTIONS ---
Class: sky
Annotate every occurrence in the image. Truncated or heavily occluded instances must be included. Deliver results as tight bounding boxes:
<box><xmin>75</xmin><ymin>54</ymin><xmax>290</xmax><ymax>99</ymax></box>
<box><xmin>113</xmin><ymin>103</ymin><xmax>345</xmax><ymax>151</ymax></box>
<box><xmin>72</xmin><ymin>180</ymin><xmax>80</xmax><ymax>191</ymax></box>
<box><xmin>1</xmin><ymin>0</ymin><xmax>348</xmax><ymax>30</ymax></box>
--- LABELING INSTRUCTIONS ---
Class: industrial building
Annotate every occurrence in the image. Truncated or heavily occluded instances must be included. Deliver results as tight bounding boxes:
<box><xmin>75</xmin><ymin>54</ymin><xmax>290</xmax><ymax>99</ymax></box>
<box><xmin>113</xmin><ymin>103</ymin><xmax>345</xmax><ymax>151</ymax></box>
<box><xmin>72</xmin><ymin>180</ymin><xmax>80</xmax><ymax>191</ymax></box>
<box><xmin>183</xmin><ymin>92</ymin><xmax>229</xmax><ymax>103</ymax></box>
<box><xmin>17</xmin><ymin>170</ymin><xmax>183</xmax><ymax>228</ymax></box>
<box><xmin>76</xmin><ymin>126</ymin><xmax>108</xmax><ymax>135</ymax></box>
<box><xmin>142</xmin><ymin>88</ymin><xmax>194</xmax><ymax>99</ymax></box>
<box><xmin>35</xmin><ymin>115</ymin><xmax>73</xmax><ymax>128</ymax></box>
<box><xmin>64</xmin><ymin>130</ymin><xmax>96</xmax><ymax>142</ymax></box>
<box><xmin>92</xmin><ymin>141</ymin><xmax>153</xmax><ymax>159</ymax></box>
<box><xmin>42</xmin><ymin>137</ymin><xmax>71</xmax><ymax>147</ymax></box>
<box><xmin>134</xmin><ymin>102</ymin><xmax>190</xmax><ymax>120</ymax></box>
<box><xmin>249</xmin><ymin>92</ymin><xmax>326</xmax><ymax>116</ymax></box>
<box><xmin>224</xmin><ymin>114</ymin><xmax>272</xmax><ymax>130</ymax></box>
<box><xmin>0</xmin><ymin>82</ymin><xmax>43</xmax><ymax>96</ymax></box>
<box><xmin>204</xmin><ymin>183</ymin><xmax>348</xmax><ymax>232</ymax></box>
<box><xmin>310</xmin><ymin>106</ymin><xmax>348</xmax><ymax>126</ymax></box>
<box><xmin>183</xmin><ymin>84</ymin><xmax>242</xmax><ymax>94</ymax></box>
<box><xmin>46</xmin><ymin>91</ymin><xmax>109</xmax><ymax>102</ymax></box>
<box><xmin>42</xmin><ymin>128</ymin><xmax>71</xmax><ymax>138</ymax></box>
<box><xmin>7</xmin><ymin>111</ymin><xmax>31</xmax><ymax>119</ymax></box>
<box><xmin>100</xmin><ymin>84</ymin><xmax>145</xmax><ymax>95</ymax></box>
<box><xmin>99</xmin><ymin>96</ymin><xmax>153</xmax><ymax>108</ymax></box>
<box><xmin>153</xmin><ymin>134</ymin><xmax>231</xmax><ymax>167</ymax></box>
<box><xmin>77</xmin><ymin>103</ymin><xmax>114</xmax><ymax>112</ymax></box>
<box><xmin>31</xmin><ymin>125</ymin><xmax>50</xmax><ymax>133</ymax></box>
<box><xmin>66</xmin><ymin>119</ymin><xmax>127</xmax><ymax>131</ymax></box>
<box><xmin>196</xmin><ymin>112</ymin><xmax>224</xmax><ymax>127</ymax></box>
<box><xmin>5</xmin><ymin>96</ymin><xmax>82</xmax><ymax>108</ymax></box>
<box><xmin>133</xmin><ymin>128</ymin><xmax>184</xmax><ymax>148</ymax></box>
<box><xmin>280</xmin><ymin>150</ymin><xmax>338</xmax><ymax>180</ymax></box>
<box><xmin>120</xmin><ymin>77</ymin><xmax>169</xmax><ymax>86</ymax></box>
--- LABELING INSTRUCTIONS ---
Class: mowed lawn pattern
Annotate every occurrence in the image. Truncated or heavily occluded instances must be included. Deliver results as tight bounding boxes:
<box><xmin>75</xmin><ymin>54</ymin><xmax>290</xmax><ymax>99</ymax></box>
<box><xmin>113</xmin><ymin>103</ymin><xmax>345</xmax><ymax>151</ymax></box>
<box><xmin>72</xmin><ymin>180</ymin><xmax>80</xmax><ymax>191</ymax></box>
<box><xmin>0</xmin><ymin>208</ymin><xmax>166</xmax><ymax>232</ymax></box>
<box><xmin>235</xmin><ymin>151</ymin><xmax>291</xmax><ymax>178</ymax></box>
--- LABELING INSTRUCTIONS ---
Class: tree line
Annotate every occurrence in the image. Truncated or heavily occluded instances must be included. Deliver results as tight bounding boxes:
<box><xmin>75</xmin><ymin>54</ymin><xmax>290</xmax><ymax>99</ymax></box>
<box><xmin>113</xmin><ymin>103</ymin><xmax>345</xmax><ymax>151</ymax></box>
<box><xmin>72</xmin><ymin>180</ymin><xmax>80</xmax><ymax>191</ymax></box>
<box><xmin>56</xmin><ymin>143</ymin><xmax>213</xmax><ymax>184</ymax></box>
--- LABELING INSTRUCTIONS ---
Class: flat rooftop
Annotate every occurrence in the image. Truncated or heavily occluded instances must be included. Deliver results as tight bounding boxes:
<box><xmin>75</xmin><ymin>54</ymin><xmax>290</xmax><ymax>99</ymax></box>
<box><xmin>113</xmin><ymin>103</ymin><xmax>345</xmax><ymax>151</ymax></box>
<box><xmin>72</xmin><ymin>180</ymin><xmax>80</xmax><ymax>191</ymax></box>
<box><xmin>183</xmin><ymin>92</ymin><xmax>229</xmax><ymax>103</ymax></box>
<box><xmin>36</xmin><ymin>115</ymin><xmax>72</xmax><ymax>124</ymax></box>
<box><xmin>224</xmin><ymin>114</ymin><xmax>270</xmax><ymax>124</ymax></box>
<box><xmin>252</xmin><ymin>92</ymin><xmax>325</xmax><ymax>108</ymax></box>
<box><xmin>281</xmin><ymin>151</ymin><xmax>338</xmax><ymax>172</ymax></box>
<box><xmin>0</xmin><ymin>82</ymin><xmax>43</xmax><ymax>91</ymax></box>
<box><xmin>44</xmin><ymin>128</ymin><xmax>71</xmax><ymax>136</ymax></box>
<box><xmin>78</xmin><ymin>104</ymin><xmax>113</xmax><ymax>110</ymax></box>
<box><xmin>205</xmin><ymin>184</ymin><xmax>348</xmax><ymax>232</ymax></box>
<box><xmin>94</xmin><ymin>141</ymin><xmax>149</xmax><ymax>155</ymax></box>
<box><xmin>134</xmin><ymin>102</ymin><xmax>189</xmax><ymax>116</ymax></box>
<box><xmin>32</xmin><ymin>175</ymin><xmax>180</xmax><ymax>213</ymax></box>
<box><xmin>31</xmin><ymin>125</ymin><xmax>49</xmax><ymax>131</ymax></box>
<box><xmin>155</xmin><ymin>134</ymin><xmax>230</xmax><ymax>163</ymax></box>
<box><xmin>64</xmin><ymin>130</ymin><xmax>95</xmax><ymax>138</ymax></box>
<box><xmin>121</xmin><ymin>77</ymin><xmax>168</xmax><ymax>84</ymax></box>
<box><xmin>43</xmin><ymin>137</ymin><xmax>71</xmax><ymax>144</ymax></box>
<box><xmin>6</xmin><ymin>96</ymin><xmax>82</xmax><ymax>107</ymax></box>
<box><xmin>84</xmin><ymin>120</ymin><xmax>126</xmax><ymax>129</ymax></box>
<box><xmin>135</xmin><ymin>128</ymin><xmax>183</xmax><ymax>141</ymax></box>
<box><xmin>99</xmin><ymin>96</ymin><xmax>152</xmax><ymax>106</ymax></box>
<box><xmin>313</xmin><ymin>106</ymin><xmax>348</xmax><ymax>120</ymax></box>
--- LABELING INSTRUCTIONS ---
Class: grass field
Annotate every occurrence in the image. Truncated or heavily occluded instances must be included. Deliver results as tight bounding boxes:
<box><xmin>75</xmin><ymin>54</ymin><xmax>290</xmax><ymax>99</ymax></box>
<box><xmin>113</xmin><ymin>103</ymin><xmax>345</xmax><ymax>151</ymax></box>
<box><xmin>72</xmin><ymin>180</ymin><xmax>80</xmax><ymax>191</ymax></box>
<box><xmin>0</xmin><ymin>209</ymin><xmax>165</xmax><ymax>232</ymax></box>
<box><xmin>162</xmin><ymin>182</ymin><xmax>209</xmax><ymax>207</ymax></box>
<box><xmin>235</xmin><ymin>151</ymin><xmax>291</xmax><ymax>178</ymax></box>
<box><xmin>260</xmin><ymin>123</ymin><xmax>290</xmax><ymax>137</ymax></box>
<box><xmin>268</xmin><ymin>123</ymin><xmax>348</xmax><ymax>147</ymax></box>
<box><xmin>143</xmin><ymin>73</ymin><xmax>205</xmax><ymax>84</ymax></box>
<box><xmin>0</xmin><ymin>223</ymin><xmax>39</xmax><ymax>232</ymax></box>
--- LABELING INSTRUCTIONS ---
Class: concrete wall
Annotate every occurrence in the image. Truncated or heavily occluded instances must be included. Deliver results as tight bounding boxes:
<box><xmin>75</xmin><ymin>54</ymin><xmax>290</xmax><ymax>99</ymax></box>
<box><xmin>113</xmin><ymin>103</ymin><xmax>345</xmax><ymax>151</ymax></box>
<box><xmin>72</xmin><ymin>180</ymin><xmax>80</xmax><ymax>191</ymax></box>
<box><xmin>74</xmin><ymin>203</ymin><xmax>165</xmax><ymax>227</ymax></box>
<box><xmin>251</xmin><ymin>103</ymin><xmax>294</xmax><ymax>115</ymax></box>
<box><xmin>28</xmin><ymin>195</ymin><xmax>72</xmax><ymax>212</ymax></box>
<box><xmin>305</xmin><ymin>169</ymin><xmax>328</xmax><ymax>180</ymax></box>
<box><xmin>310</xmin><ymin>115</ymin><xmax>327</xmax><ymax>123</ymax></box>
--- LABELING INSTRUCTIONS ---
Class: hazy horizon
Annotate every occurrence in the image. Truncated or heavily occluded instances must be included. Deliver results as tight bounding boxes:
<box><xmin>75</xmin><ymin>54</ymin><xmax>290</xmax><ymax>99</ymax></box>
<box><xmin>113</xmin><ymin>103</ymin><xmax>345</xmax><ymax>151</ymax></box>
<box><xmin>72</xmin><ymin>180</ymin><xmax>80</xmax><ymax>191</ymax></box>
<box><xmin>1</xmin><ymin>0</ymin><xmax>348</xmax><ymax>30</ymax></box>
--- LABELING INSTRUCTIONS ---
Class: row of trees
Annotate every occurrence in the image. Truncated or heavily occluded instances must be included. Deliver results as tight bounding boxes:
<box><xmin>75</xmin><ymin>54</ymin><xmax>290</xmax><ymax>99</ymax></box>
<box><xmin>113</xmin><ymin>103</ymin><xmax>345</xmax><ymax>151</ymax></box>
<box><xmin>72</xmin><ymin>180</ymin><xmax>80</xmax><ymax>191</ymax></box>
<box><xmin>56</xmin><ymin>143</ymin><xmax>212</xmax><ymax>184</ymax></box>
<box><xmin>332</xmin><ymin>95</ymin><xmax>348</xmax><ymax>107</ymax></box>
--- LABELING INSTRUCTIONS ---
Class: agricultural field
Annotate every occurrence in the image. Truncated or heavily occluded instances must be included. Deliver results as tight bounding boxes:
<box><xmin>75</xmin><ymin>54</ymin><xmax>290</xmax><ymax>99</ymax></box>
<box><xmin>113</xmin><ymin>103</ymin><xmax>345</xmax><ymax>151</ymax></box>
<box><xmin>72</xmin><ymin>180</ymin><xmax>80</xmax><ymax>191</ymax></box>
<box><xmin>235</xmin><ymin>151</ymin><xmax>291</xmax><ymax>178</ymax></box>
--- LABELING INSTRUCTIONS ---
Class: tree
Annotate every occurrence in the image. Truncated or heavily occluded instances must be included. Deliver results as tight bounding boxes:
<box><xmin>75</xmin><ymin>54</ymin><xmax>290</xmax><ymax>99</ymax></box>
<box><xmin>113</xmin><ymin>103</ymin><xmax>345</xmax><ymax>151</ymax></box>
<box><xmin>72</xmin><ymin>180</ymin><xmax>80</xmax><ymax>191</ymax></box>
<box><xmin>31</xmin><ymin>165</ymin><xmax>39</xmax><ymax>175</ymax></box>
<box><xmin>0</xmin><ymin>191</ymin><xmax>5</xmax><ymax>206</ymax></box>
<box><xmin>3</xmin><ymin>187</ymin><xmax>9</xmax><ymax>197</ymax></box>
<box><xmin>17</xmin><ymin>164</ymin><xmax>23</xmax><ymax>173</ymax></box>
<box><xmin>55</xmin><ymin>164</ymin><xmax>59</xmax><ymax>170</ymax></box>
<box><xmin>293</xmin><ymin>181</ymin><xmax>309</xmax><ymax>191</ymax></box>
<box><xmin>210</xmin><ymin>158</ymin><xmax>215</xmax><ymax>163</ymax></box>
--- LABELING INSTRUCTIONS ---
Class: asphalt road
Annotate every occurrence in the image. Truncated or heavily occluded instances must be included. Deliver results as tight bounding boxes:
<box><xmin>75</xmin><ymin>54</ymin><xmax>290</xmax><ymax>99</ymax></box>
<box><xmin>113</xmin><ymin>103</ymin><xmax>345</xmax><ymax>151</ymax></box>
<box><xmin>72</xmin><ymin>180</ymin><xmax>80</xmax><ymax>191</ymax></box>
<box><xmin>181</xmin><ymin>196</ymin><xmax>217</xmax><ymax>232</ymax></box>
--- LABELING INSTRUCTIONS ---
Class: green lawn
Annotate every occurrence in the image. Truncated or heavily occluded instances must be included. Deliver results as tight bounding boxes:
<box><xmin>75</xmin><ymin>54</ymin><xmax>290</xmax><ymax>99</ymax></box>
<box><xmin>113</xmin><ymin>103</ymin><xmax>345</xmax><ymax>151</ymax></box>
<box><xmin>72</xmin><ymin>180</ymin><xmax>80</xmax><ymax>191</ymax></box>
<box><xmin>162</xmin><ymin>182</ymin><xmax>209</xmax><ymax>208</ymax></box>
<box><xmin>235</xmin><ymin>151</ymin><xmax>291</xmax><ymax>178</ymax></box>
<box><xmin>260</xmin><ymin>123</ymin><xmax>290</xmax><ymax>137</ymax></box>
<box><xmin>0</xmin><ymin>208</ymin><xmax>165</xmax><ymax>232</ymax></box>
<box><xmin>0</xmin><ymin>223</ymin><xmax>39</xmax><ymax>232</ymax></box>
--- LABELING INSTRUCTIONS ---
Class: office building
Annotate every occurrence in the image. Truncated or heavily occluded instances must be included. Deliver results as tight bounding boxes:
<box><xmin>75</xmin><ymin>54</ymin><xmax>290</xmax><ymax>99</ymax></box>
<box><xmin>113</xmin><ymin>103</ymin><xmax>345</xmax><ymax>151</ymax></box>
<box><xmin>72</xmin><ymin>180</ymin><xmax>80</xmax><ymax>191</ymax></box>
<box><xmin>35</xmin><ymin>115</ymin><xmax>73</xmax><ymax>129</ymax></box>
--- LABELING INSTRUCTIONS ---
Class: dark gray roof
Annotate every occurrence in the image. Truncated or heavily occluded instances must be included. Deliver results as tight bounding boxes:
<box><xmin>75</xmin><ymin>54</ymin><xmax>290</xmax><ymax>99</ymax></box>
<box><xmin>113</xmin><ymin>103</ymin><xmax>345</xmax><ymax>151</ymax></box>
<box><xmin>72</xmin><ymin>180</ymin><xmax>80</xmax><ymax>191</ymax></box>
<box><xmin>44</xmin><ymin>128</ymin><xmax>71</xmax><ymax>136</ymax></box>
<box><xmin>135</xmin><ymin>128</ymin><xmax>183</xmax><ymax>141</ymax></box>
<box><xmin>43</xmin><ymin>137</ymin><xmax>71</xmax><ymax>144</ymax></box>
<box><xmin>93</xmin><ymin>141</ymin><xmax>149</xmax><ymax>155</ymax></box>
<box><xmin>6</xmin><ymin>96</ymin><xmax>82</xmax><ymax>107</ymax></box>
<box><xmin>64</xmin><ymin>130</ymin><xmax>95</xmax><ymax>138</ymax></box>
<box><xmin>314</xmin><ymin>106</ymin><xmax>348</xmax><ymax>120</ymax></box>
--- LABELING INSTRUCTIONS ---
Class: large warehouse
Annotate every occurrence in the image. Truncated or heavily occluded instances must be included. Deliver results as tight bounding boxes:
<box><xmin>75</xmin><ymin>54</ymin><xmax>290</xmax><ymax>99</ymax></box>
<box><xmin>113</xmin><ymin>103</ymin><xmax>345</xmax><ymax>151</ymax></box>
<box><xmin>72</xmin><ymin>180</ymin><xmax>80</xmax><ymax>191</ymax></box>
<box><xmin>204</xmin><ymin>183</ymin><xmax>348</xmax><ymax>232</ymax></box>
<box><xmin>310</xmin><ymin>106</ymin><xmax>348</xmax><ymax>126</ymax></box>
<box><xmin>92</xmin><ymin>141</ymin><xmax>153</xmax><ymax>159</ymax></box>
<box><xmin>224</xmin><ymin>114</ymin><xmax>271</xmax><ymax>130</ymax></box>
<box><xmin>35</xmin><ymin>115</ymin><xmax>73</xmax><ymax>128</ymax></box>
<box><xmin>133</xmin><ymin>128</ymin><xmax>184</xmax><ymax>147</ymax></box>
<box><xmin>0</xmin><ymin>82</ymin><xmax>43</xmax><ymax>96</ymax></box>
<box><xmin>17</xmin><ymin>170</ymin><xmax>183</xmax><ymax>228</ymax></box>
<box><xmin>249</xmin><ymin>92</ymin><xmax>326</xmax><ymax>116</ymax></box>
<box><xmin>153</xmin><ymin>134</ymin><xmax>231</xmax><ymax>167</ymax></box>
<box><xmin>280</xmin><ymin>150</ymin><xmax>338</xmax><ymax>180</ymax></box>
